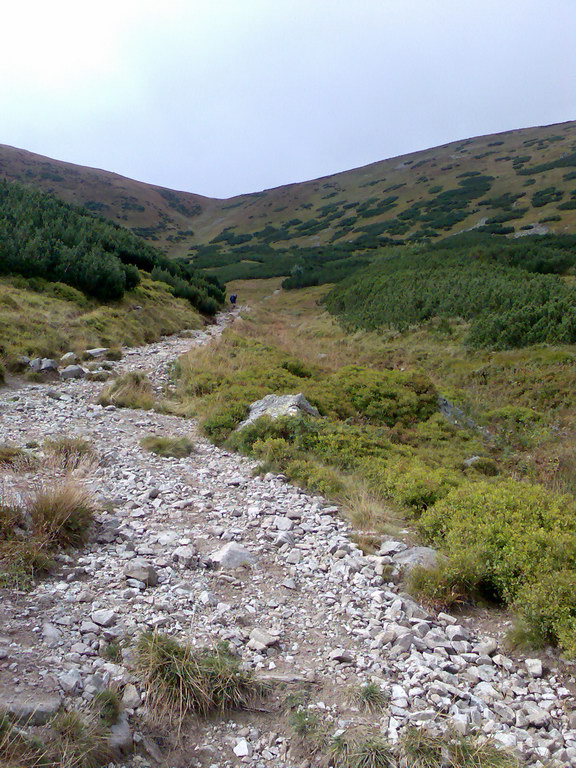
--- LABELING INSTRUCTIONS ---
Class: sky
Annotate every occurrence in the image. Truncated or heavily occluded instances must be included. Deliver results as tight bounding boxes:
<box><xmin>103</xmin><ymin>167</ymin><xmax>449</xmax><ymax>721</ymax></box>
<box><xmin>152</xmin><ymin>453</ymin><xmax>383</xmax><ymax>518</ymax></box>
<box><xmin>1</xmin><ymin>0</ymin><xmax>575</xmax><ymax>199</ymax></box>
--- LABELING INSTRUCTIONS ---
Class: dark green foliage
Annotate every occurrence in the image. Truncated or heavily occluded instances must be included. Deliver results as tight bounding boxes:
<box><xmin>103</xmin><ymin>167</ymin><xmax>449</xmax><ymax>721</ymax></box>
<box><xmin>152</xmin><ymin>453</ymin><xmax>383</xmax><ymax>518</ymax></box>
<box><xmin>0</xmin><ymin>180</ymin><xmax>224</xmax><ymax>312</ymax></box>
<box><xmin>531</xmin><ymin>187</ymin><xmax>564</xmax><ymax>207</ymax></box>
<box><xmin>517</xmin><ymin>151</ymin><xmax>576</xmax><ymax>176</ymax></box>
<box><xmin>325</xmin><ymin>235</ymin><xmax>576</xmax><ymax>349</ymax></box>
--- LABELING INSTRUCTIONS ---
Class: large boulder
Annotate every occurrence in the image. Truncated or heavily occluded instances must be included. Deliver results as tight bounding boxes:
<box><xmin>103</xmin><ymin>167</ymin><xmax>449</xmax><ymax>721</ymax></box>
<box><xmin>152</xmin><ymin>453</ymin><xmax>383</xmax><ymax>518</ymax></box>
<box><xmin>238</xmin><ymin>393</ymin><xmax>319</xmax><ymax>429</ymax></box>
<box><xmin>391</xmin><ymin>546</ymin><xmax>438</xmax><ymax>580</ymax></box>
<box><xmin>60</xmin><ymin>365</ymin><xmax>87</xmax><ymax>380</ymax></box>
<box><xmin>210</xmin><ymin>542</ymin><xmax>255</xmax><ymax>569</ymax></box>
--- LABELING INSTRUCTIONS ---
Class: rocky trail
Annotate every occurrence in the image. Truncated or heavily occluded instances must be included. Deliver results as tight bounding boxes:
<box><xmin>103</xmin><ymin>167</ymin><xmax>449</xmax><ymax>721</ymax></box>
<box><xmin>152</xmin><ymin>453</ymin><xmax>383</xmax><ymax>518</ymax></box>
<box><xmin>1</xmin><ymin>310</ymin><xmax>576</xmax><ymax>768</ymax></box>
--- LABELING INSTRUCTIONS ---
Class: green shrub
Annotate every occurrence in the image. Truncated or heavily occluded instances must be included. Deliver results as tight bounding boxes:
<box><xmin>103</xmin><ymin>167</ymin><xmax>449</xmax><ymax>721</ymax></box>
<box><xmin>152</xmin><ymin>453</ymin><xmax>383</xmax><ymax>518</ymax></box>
<box><xmin>140</xmin><ymin>435</ymin><xmax>194</xmax><ymax>458</ymax></box>
<box><xmin>289</xmin><ymin>707</ymin><xmax>320</xmax><ymax>737</ymax></box>
<box><xmin>359</xmin><ymin>456</ymin><xmax>460</xmax><ymax>514</ymax></box>
<box><xmin>513</xmin><ymin>571</ymin><xmax>576</xmax><ymax>656</ymax></box>
<box><xmin>201</xmin><ymin>402</ymin><xmax>248</xmax><ymax>443</ymax></box>
<box><xmin>93</xmin><ymin>689</ymin><xmax>122</xmax><ymax>727</ymax></box>
<box><xmin>285</xmin><ymin>459</ymin><xmax>345</xmax><ymax>497</ymax></box>
<box><xmin>420</xmin><ymin>480</ymin><xmax>576</xmax><ymax>603</ymax></box>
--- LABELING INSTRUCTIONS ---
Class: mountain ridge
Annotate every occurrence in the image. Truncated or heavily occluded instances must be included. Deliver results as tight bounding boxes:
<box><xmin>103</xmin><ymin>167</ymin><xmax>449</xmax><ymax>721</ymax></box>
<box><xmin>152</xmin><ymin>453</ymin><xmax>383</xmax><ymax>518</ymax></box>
<box><xmin>1</xmin><ymin>120</ymin><xmax>575</xmax><ymax>259</ymax></box>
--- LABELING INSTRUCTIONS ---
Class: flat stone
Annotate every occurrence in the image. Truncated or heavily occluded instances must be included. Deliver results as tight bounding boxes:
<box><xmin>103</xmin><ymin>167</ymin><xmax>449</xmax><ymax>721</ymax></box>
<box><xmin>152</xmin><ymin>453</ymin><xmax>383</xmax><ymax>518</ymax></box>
<box><xmin>1</xmin><ymin>692</ymin><xmax>62</xmax><ymax>725</ymax></box>
<box><xmin>91</xmin><ymin>609</ymin><xmax>118</xmax><ymax>627</ymax></box>
<box><xmin>123</xmin><ymin>560</ymin><xmax>159</xmax><ymax>586</ymax></box>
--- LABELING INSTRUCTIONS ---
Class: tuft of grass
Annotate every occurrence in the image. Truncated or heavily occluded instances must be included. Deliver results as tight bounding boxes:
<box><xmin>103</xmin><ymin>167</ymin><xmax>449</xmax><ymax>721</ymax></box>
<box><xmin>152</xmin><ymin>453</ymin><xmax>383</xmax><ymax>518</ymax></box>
<box><xmin>351</xmin><ymin>738</ymin><xmax>396</xmax><ymax>768</ymax></box>
<box><xmin>399</xmin><ymin>727</ymin><xmax>521</xmax><ymax>768</ymax></box>
<box><xmin>44</xmin><ymin>437</ymin><xmax>96</xmax><ymax>470</ymax></box>
<box><xmin>101</xmin><ymin>642</ymin><xmax>123</xmax><ymax>663</ymax></box>
<box><xmin>30</xmin><ymin>482</ymin><xmax>96</xmax><ymax>549</ymax></box>
<box><xmin>135</xmin><ymin>632</ymin><xmax>265</xmax><ymax>725</ymax></box>
<box><xmin>0</xmin><ymin>713</ymin><xmax>47</xmax><ymax>767</ymax></box>
<box><xmin>289</xmin><ymin>707</ymin><xmax>320</xmax><ymax>737</ymax></box>
<box><xmin>48</xmin><ymin>711</ymin><xmax>112</xmax><ymax>768</ymax></box>
<box><xmin>354</xmin><ymin>682</ymin><xmax>388</xmax><ymax>712</ymax></box>
<box><xmin>140</xmin><ymin>435</ymin><xmax>194</xmax><ymax>458</ymax></box>
<box><xmin>98</xmin><ymin>372</ymin><xmax>155</xmax><ymax>410</ymax></box>
<box><xmin>93</xmin><ymin>689</ymin><xmax>122</xmax><ymax>728</ymax></box>
<box><xmin>0</xmin><ymin>443</ymin><xmax>25</xmax><ymax>465</ymax></box>
<box><xmin>0</xmin><ymin>539</ymin><xmax>55</xmax><ymax>590</ymax></box>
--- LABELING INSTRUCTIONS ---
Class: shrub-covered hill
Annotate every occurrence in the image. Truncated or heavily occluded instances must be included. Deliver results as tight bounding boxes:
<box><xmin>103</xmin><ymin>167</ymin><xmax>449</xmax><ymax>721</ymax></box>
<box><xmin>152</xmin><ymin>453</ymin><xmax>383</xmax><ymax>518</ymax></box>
<box><xmin>324</xmin><ymin>233</ymin><xmax>576</xmax><ymax>349</ymax></box>
<box><xmin>1</xmin><ymin>121</ymin><xmax>575</xmax><ymax>279</ymax></box>
<box><xmin>0</xmin><ymin>180</ymin><xmax>224</xmax><ymax>313</ymax></box>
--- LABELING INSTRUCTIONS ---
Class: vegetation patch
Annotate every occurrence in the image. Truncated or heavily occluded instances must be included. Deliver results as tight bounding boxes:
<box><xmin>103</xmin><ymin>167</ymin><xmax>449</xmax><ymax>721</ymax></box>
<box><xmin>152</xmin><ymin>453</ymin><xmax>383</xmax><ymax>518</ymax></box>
<box><xmin>98</xmin><ymin>372</ymin><xmax>156</xmax><ymax>410</ymax></box>
<box><xmin>0</xmin><ymin>481</ymin><xmax>95</xmax><ymax>588</ymax></box>
<box><xmin>140</xmin><ymin>435</ymin><xmax>194</xmax><ymax>458</ymax></box>
<box><xmin>135</xmin><ymin>632</ymin><xmax>265</xmax><ymax>724</ymax></box>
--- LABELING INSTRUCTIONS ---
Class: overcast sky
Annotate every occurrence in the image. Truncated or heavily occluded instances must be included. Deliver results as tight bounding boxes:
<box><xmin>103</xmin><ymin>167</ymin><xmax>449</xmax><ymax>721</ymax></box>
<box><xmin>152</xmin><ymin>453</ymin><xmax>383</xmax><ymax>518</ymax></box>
<box><xmin>1</xmin><ymin>0</ymin><xmax>574</xmax><ymax>198</ymax></box>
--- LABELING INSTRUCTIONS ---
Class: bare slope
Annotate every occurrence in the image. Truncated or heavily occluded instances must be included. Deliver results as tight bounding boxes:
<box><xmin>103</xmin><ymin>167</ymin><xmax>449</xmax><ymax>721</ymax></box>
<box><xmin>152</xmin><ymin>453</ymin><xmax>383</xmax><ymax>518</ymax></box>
<box><xmin>1</xmin><ymin>120</ymin><xmax>575</xmax><ymax>258</ymax></box>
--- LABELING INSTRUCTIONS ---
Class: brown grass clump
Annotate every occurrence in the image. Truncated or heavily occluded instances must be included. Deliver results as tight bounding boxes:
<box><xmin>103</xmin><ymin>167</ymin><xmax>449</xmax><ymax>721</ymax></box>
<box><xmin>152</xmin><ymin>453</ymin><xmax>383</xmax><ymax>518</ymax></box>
<box><xmin>0</xmin><ymin>481</ymin><xmax>96</xmax><ymax>588</ymax></box>
<box><xmin>136</xmin><ymin>632</ymin><xmax>265</xmax><ymax>727</ymax></box>
<box><xmin>44</xmin><ymin>437</ymin><xmax>96</xmax><ymax>471</ymax></box>
<box><xmin>98</xmin><ymin>372</ymin><xmax>155</xmax><ymax>410</ymax></box>
<box><xmin>140</xmin><ymin>435</ymin><xmax>194</xmax><ymax>458</ymax></box>
<box><xmin>30</xmin><ymin>482</ymin><xmax>95</xmax><ymax>549</ymax></box>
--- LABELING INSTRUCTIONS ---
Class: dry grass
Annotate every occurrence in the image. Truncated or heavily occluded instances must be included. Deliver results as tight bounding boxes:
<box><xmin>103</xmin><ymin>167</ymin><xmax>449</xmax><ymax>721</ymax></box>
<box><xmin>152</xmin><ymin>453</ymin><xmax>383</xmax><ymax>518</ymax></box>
<box><xmin>0</xmin><ymin>481</ymin><xmax>96</xmax><ymax>588</ymax></box>
<box><xmin>340</xmin><ymin>482</ymin><xmax>401</xmax><ymax>535</ymax></box>
<box><xmin>43</xmin><ymin>437</ymin><xmax>96</xmax><ymax>471</ymax></box>
<box><xmin>30</xmin><ymin>482</ymin><xmax>95</xmax><ymax>549</ymax></box>
<box><xmin>136</xmin><ymin>632</ymin><xmax>265</xmax><ymax>728</ymax></box>
<box><xmin>98</xmin><ymin>372</ymin><xmax>155</xmax><ymax>410</ymax></box>
<box><xmin>399</xmin><ymin>726</ymin><xmax>521</xmax><ymax>768</ymax></box>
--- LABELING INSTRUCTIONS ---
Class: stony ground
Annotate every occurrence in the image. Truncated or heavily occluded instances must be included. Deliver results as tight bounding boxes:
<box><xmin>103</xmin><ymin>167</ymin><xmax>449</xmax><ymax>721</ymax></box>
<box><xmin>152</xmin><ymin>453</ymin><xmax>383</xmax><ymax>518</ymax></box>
<box><xmin>1</xmin><ymin>310</ymin><xmax>576</xmax><ymax>768</ymax></box>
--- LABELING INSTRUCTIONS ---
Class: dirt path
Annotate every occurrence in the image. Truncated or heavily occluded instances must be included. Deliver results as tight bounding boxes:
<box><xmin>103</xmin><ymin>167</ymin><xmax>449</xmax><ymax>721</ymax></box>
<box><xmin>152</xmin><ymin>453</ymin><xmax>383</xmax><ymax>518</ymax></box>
<box><xmin>0</xmin><ymin>311</ymin><xmax>575</xmax><ymax>767</ymax></box>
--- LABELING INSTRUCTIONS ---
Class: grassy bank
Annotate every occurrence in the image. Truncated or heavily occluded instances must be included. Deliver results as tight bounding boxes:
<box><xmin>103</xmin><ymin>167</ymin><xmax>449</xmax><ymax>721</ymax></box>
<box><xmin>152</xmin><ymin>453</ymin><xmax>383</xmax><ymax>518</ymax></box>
<box><xmin>0</xmin><ymin>275</ymin><xmax>204</xmax><ymax>364</ymax></box>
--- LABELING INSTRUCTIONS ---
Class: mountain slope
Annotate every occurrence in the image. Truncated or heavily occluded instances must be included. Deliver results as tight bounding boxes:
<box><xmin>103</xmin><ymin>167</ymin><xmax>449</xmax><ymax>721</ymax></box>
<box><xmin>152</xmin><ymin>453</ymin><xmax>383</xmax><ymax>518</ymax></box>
<box><xmin>1</xmin><ymin>121</ymin><xmax>575</xmax><ymax>261</ymax></box>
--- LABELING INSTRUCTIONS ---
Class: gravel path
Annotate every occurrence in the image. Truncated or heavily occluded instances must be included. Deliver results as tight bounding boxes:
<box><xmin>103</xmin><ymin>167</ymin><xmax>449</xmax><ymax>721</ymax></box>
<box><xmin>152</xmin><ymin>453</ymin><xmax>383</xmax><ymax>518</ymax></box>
<box><xmin>0</xmin><ymin>311</ymin><xmax>575</xmax><ymax>767</ymax></box>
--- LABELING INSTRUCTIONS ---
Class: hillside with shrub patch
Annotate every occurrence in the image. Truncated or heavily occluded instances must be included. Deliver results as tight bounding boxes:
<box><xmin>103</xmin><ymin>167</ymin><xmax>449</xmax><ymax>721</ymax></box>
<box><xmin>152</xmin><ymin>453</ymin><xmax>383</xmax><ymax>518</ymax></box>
<box><xmin>324</xmin><ymin>232</ymin><xmax>576</xmax><ymax>349</ymax></box>
<box><xmin>1</xmin><ymin>121</ymin><xmax>575</xmax><ymax>282</ymax></box>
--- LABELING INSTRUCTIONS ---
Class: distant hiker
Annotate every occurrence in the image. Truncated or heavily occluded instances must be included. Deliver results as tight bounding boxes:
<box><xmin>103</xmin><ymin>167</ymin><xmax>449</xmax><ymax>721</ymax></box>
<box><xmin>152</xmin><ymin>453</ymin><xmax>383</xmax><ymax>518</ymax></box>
<box><xmin>230</xmin><ymin>294</ymin><xmax>238</xmax><ymax>306</ymax></box>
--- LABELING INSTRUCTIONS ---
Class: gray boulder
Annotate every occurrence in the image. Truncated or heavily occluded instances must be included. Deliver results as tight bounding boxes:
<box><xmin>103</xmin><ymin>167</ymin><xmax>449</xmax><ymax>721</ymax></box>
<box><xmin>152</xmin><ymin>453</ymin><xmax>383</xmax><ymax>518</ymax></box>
<box><xmin>1</xmin><ymin>692</ymin><xmax>62</xmax><ymax>725</ymax></box>
<box><xmin>60</xmin><ymin>352</ymin><xmax>78</xmax><ymax>364</ymax></box>
<box><xmin>123</xmin><ymin>559</ymin><xmax>159</xmax><ymax>586</ymax></box>
<box><xmin>210</xmin><ymin>542</ymin><xmax>255</xmax><ymax>569</ymax></box>
<box><xmin>60</xmin><ymin>365</ymin><xmax>87</xmax><ymax>380</ymax></box>
<box><xmin>392</xmin><ymin>546</ymin><xmax>438</xmax><ymax>578</ymax></box>
<box><xmin>84</xmin><ymin>347</ymin><xmax>110</xmax><ymax>359</ymax></box>
<box><xmin>238</xmin><ymin>393</ymin><xmax>319</xmax><ymax>429</ymax></box>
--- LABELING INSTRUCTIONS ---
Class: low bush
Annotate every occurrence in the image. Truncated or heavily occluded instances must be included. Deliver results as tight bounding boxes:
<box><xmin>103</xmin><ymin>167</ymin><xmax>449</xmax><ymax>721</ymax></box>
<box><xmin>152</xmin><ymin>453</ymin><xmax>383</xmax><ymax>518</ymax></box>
<box><xmin>98</xmin><ymin>372</ymin><xmax>155</xmax><ymax>410</ymax></box>
<box><xmin>140</xmin><ymin>435</ymin><xmax>194</xmax><ymax>458</ymax></box>
<box><xmin>285</xmin><ymin>459</ymin><xmax>346</xmax><ymax>497</ymax></box>
<box><xmin>513</xmin><ymin>571</ymin><xmax>576</xmax><ymax>656</ymax></box>
<box><xmin>201</xmin><ymin>402</ymin><xmax>248</xmax><ymax>443</ymax></box>
<box><xmin>359</xmin><ymin>456</ymin><xmax>460</xmax><ymax>514</ymax></box>
<box><xmin>419</xmin><ymin>480</ymin><xmax>576</xmax><ymax>603</ymax></box>
<box><xmin>136</xmin><ymin>632</ymin><xmax>264</xmax><ymax>723</ymax></box>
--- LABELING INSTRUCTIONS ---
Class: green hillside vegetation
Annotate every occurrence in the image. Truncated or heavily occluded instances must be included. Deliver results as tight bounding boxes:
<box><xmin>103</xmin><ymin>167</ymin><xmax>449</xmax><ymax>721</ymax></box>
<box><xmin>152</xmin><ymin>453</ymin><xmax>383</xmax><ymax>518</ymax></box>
<box><xmin>0</xmin><ymin>180</ymin><xmax>224</xmax><ymax>313</ymax></box>
<box><xmin>1</xmin><ymin>122</ymin><xmax>575</xmax><ymax>275</ymax></box>
<box><xmin>325</xmin><ymin>233</ymin><xmax>576</xmax><ymax>349</ymax></box>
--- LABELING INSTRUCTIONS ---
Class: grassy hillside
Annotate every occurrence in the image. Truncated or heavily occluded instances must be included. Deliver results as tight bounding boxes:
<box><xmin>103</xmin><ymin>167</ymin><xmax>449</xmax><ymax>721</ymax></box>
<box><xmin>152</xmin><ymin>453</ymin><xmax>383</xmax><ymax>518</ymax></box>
<box><xmin>172</xmin><ymin>280</ymin><xmax>576</xmax><ymax>655</ymax></box>
<box><xmin>0</xmin><ymin>275</ymin><xmax>203</xmax><ymax>363</ymax></box>
<box><xmin>1</xmin><ymin>121</ymin><xmax>575</xmax><ymax>277</ymax></box>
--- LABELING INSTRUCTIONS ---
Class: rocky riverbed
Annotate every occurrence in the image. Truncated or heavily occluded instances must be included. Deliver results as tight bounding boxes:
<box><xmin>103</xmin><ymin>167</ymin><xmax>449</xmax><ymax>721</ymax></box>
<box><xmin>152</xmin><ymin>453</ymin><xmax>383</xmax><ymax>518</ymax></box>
<box><xmin>0</xmin><ymin>310</ymin><xmax>575</xmax><ymax>767</ymax></box>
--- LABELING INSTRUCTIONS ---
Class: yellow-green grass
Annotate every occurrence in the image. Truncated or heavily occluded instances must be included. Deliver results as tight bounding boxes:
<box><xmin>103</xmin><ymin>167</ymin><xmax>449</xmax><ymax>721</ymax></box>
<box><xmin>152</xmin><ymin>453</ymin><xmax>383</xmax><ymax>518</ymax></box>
<box><xmin>0</xmin><ymin>276</ymin><xmax>203</xmax><ymax>364</ymax></box>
